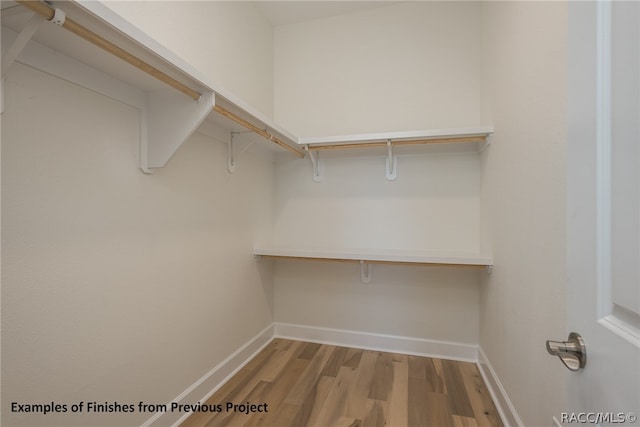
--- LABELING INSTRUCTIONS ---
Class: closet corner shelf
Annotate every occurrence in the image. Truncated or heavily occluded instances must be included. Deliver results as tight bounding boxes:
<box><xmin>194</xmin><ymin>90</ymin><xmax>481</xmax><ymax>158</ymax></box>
<box><xmin>297</xmin><ymin>127</ymin><xmax>494</xmax><ymax>182</ymax></box>
<box><xmin>299</xmin><ymin>127</ymin><xmax>494</xmax><ymax>150</ymax></box>
<box><xmin>253</xmin><ymin>247</ymin><xmax>493</xmax><ymax>269</ymax></box>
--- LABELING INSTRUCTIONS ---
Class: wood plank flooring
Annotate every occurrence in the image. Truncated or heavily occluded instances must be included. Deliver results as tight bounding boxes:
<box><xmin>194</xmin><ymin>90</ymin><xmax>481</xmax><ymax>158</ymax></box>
<box><xmin>180</xmin><ymin>339</ymin><xmax>503</xmax><ymax>427</ymax></box>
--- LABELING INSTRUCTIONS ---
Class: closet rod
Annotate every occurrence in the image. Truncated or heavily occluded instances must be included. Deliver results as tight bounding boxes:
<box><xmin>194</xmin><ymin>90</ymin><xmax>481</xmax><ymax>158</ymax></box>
<box><xmin>16</xmin><ymin>0</ymin><xmax>202</xmax><ymax>101</ymax></box>
<box><xmin>213</xmin><ymin>105</ymin><xmax>305</xmax><ymax>158</ymax></box>
<box><xmin>307</xmin><ymin>135</ymin><xmax>487</xmax><ymax>151</ymax></box>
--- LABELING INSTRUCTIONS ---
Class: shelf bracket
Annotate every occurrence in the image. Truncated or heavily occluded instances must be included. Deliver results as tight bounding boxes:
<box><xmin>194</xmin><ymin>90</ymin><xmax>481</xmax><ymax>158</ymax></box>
<box><xmin>360</xmin><ymin>260</ymin><xmax>373</xmax><ymax>283</ymax></box>
<box><xmin>385</xmin><ymin>139</ymin><xmax>397</xmax><ymax>181</ymax></box>
<box><xmin>1</xmin><ymin>12</ymin><xmax>46</xmax><ymax>114</ymax></box>
<box><xmin>485</xmin><ymin>265</ymin><xmax>493</xmax><ymax>274</ymax></box>
<box><xmin>305</xmin><ymin>146</ymin><xmax>323</xmax><ymax>183</ymax></box>
<box><xmin>479</xmin><ymin>134</ymin><xmax>493</xmax><ymax>153</ymax></box>
<box><xmin>227</xmin><ymin>131</ymin><xmax>255</xmax><ymax>174</ymax></box>
<box><xmin>228</xmin><ymin>132</ymin><xmax>237</xmax><ymax>173</ymax></box>
<box><xmin>1</xmin><ymin>13</ymin><xmax>46</xmax><ymax>78</ymax></box>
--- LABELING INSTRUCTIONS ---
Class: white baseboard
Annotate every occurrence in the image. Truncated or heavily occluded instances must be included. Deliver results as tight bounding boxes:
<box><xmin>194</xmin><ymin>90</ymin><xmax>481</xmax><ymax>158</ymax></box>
<box><xmin>274</xmin><ymin>322</ymin><xmax>478</xmax><ymax>362</ymax></box>
<box><xmin>141</xmin><ymin>323</ymin><xmax>275</xmax><ymax>427</ymax></box>
<box><xmin>477</xmin><ymin>346</ymin><xmax>523</xmax><ymax>427</ymax></box>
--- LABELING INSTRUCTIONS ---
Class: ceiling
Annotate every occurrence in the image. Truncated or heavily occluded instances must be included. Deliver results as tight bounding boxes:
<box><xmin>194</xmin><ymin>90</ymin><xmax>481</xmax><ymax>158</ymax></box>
<box><xmin>252</xmin><ymin>1</ymin><xmax>400</xmax><ymax>26</ymax></box>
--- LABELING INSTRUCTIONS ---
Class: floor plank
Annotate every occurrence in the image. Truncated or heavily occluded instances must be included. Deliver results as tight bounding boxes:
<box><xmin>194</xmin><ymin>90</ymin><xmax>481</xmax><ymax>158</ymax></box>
<box><xmin>284</xmin><ymin>344</ymin><xmax>335</xmax><ymax>406</ymax></box>
<box><xmin>425</xmin><ymin>392</ymin><xmax>454</xmax><ymax>427</ymax></box>
<box><xmin>407</xmin><ymin>376</ymin><xmax>430</xmax><ymax>426</ymax></box>
<box><xmin>459</xmin><ymin>362</ymin><xmax>505</xmax><ymax>427</ymax></box>
<box><xmin>387</xmin><ymin>359</ymin><xmax>408</xmax><ymax>426</ymax></box>
<box><xmin>180</xmin><ymin>339</ymin><xmax>503</xmax><ymax>427</ymax></box>
<box><xmin>309</xmin><ymin>366</ymin><xmax>357</xmax><ymax>427</ymax></box>
<box><xmin>368</xmin><ymin>352</ymin><xmax>394</xmax><ymax>401</ymax></box>
<box><xmin>441</xmin><ymin>359</ymin><xmax>475</xmax><ymax>418</ymax></box>
<box><xmin>345</xmin><ymin>350</ymin><xmax>376</xmax><ymax>421</ymax></box>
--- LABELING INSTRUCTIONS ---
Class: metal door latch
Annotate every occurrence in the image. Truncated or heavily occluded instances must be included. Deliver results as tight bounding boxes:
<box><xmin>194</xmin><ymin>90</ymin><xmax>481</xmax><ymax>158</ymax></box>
<box><xmin>546</xmin><ymin>332</ymin><xmax>587</xmax><ymax>372</ymax></box>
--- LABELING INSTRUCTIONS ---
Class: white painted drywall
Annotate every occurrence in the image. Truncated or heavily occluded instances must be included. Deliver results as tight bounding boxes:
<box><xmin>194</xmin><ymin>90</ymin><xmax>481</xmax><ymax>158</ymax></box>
<box><xmin>274</xmin><ymin>151</ymin><xmax>481</xmax><ymax>253</ymax></box>
<box><xmin>274</xmin><ymin>260</ymin><xmax>481</xmax><ymax>345</ymax></box>
<box><xmin>273</xmin><ymin>1</ymin><xmax>484</xmax><ymax>137</ymax></box>
<box><xmin>1</xmin><ymin>63</ymin><xmax>275</xmax><ymax>426</ymax></box>
<box><xmin>101</xmin><ymin>1</ymin><xmax>274</xmax><ymax>117</ymax></box>
<box><xmin>479</xmin><ymin>2</ymin><xmax>568</xmax><ymax>425</ymax></box>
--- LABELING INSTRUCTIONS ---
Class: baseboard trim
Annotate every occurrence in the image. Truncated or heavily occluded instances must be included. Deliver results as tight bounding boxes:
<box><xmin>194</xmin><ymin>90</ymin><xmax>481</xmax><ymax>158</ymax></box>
<box><xmin>274</xmin><ymin>322</ymin><xmax>478</xmax><ymax>362</ymax></box>
<box><xmin>477</xmin><ymin>346</ymin><xmax>524</xmax><ymax>427</ymax></box>
<box><xmin>141</xmin><ymin>323</ymin><xmax>275</xmax><ymax>427</ymax></box>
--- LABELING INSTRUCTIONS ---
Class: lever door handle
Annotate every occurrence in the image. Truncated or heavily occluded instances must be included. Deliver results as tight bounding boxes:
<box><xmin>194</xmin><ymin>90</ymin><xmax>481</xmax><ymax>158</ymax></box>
<box><xmin>546</xmin><ymin>332</ymin><xmax>586</xmax><ymax>371</ymax></box>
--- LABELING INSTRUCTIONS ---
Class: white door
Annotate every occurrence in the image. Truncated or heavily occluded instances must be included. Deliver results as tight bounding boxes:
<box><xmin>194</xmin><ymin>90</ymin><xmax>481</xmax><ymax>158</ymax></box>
<box><xmin>565</xmin><ymin>1</ymin><xmax>640</xmax><ymax>424</ymax></box>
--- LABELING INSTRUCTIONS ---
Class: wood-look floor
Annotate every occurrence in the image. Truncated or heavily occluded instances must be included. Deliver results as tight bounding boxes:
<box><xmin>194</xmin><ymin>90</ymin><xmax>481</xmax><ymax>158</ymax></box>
<box><xmin>180</xmin><ymin>339</ymin><xmax>504</xmax><ymax>427</ymax></box>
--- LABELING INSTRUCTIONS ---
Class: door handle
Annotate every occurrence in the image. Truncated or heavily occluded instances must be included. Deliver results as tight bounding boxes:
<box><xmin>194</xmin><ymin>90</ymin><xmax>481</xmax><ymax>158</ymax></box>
<box><xmin>546</xmin><ymin>332</ymin><xmax>586</xmax><ymax>371</ymax></box>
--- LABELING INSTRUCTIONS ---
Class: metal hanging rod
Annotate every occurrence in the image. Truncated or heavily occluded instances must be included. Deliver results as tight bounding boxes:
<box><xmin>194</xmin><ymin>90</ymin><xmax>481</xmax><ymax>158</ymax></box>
<box><xmin>16</xmin><ymin>0</ymin><xmax>203</xmax><ymax>101</ymax></box>
<box><xmin>306</xmin><ymin>135</ymin><xmax>487</xmax><ymax>151</ymax></box>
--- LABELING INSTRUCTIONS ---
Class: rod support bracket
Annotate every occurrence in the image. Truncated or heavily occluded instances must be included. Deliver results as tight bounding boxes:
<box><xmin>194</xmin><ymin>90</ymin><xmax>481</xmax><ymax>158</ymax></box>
<box><xmin>50</xmin><ymin>8</ymin><xmax>66</xmax><ymax>26</ymax></box>
<box><xmin>386</xmin><ymin>139</ymin><xmax>397</xmax><ymax>180</ymax></box>
<box><xmin>227</xmin><ymin>132</ymin><xmax>255</xmax><ymax>174</ymax></box>
<box><xmin>360</xmin><ymin>260</ymin><xmax>372</xmax><ymax>283</ymax></box>
<box><xmin>479</xmin><ymin>134</ymin><xmax>493</xmax><ymax>153</ymax></box>
<box><xmin>305</xmin><ymin>146</ymin><xmax>323</xmax><ymax>182</ymax></box>
<box><xmin>228</xmin><ymin>132</ymin><xmax>237</xmax><ymax>173</ymax></box>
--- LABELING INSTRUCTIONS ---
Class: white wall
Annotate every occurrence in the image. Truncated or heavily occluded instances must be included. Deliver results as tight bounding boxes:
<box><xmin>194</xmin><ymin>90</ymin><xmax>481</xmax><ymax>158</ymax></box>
<box><xmin>479</xmin><ymin>2</ymin><xmax>568</xmax><ymax>425</ymax></box>
<box><xmin>274</xmin><ymin>261</ymin><xmax>480</xmax><ymax>345</ymax></box>
<box><xmin>1</xmin><ymin>63</ymin><xmax>275</xmax><ymax>426</ymax></box>
<box><xmin>273</xmin><ymin>150</ymin><xmax>481</xmax><ymax>253</ymax></box>
<box><xmin>102</xmin><ymin>0</ymin><xmax>274</xmax><ymax>117</ymax></box>
<box><xmin>271</xmin><ymin>1</ymin><xmax>485</xmax><ymax>347</ymax></box>
<box><xmin>272</xmin><ymin>151</ymin><xmax>482</xmax><ymax>344</ymax></box>
<box><xmin>273</xmin><ymin>1</ymin><xmax>484</xmax><ymax>137</ymax></box>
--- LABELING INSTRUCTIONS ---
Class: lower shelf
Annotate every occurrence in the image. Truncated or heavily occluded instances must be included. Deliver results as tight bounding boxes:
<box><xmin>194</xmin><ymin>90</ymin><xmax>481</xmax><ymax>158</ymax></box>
<box><xmin>254</xmin><ymin>248</ymin><xmax>493</xmax><ymax>282</ymax></box>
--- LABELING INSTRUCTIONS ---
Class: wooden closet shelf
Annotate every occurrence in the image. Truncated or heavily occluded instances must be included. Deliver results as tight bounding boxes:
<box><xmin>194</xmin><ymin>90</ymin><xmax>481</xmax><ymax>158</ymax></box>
<box><xmin>300</xmin><ymin>127</ymin><xmax>493</xmax><ymax>151</ymax></box>
<box><xmin>253</xmin><ymin>248</ymin><xmax>493</xmax><ymax>269</ymax></box>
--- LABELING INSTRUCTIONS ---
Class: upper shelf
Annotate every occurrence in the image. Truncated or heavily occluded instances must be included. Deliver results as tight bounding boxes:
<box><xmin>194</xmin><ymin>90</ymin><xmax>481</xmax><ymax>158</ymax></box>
<box><xmin>298</xmin><ymin>126</ymin><xmax>492</xmax><ymax>182</ymax></box>
<box><xmin>300</xmin><ymin>127</ymin><xmax>493</xmax><ymax>150</ymax></box>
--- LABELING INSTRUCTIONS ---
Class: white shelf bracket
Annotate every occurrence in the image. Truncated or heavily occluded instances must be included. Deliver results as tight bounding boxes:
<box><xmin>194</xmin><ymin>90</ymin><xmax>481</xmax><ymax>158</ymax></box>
<box><xmin>479</xmin><ymin>134</ymin><xmax>493</xmax><ymax>153</ymax></box>
<box><xmin>139</xmin><ymin>106</ymin><xmax>152</xmax><ymax>174</ymax></box>
<box><xmin>386</xmin><ymin>139</ymin><xmax>397</xmax><ymax>181</ymax></box>
<box><xmin>485</xmin><ymin>265</ymin><xmax>493</xmax><ymax>274</ymax></box>
<box><xmin>227</xmin><ymin>131</ymin><xmax>255</xmax><ymax>174</ymax></box>
<box><xmin>305</xmin><ymin>146</ymin><xmax>323</xmax><ymax>182</ymax></box>
<box><xmin>1</xmin><ymin>12</ymin><xmax>46</xmax><ymax>113</ymax></box>
<box><xmin>1</xmin><ymin>13</ymin><xmax>46</xmax><ymax>79</ymax></box>
<box><xmin>360</xmin><ymin>260</ymin><xmax>373</xmax><ymax>283</ymax></box>
<box><xmin>228</xmin><ymin>132</ymin><xmax>237</xmax><ymax>173</ymax></box>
